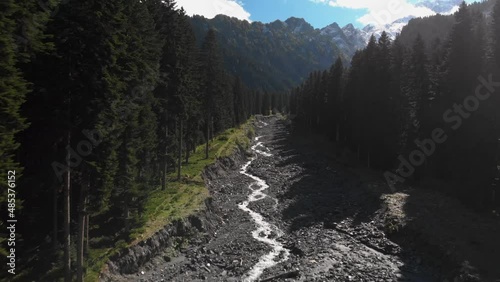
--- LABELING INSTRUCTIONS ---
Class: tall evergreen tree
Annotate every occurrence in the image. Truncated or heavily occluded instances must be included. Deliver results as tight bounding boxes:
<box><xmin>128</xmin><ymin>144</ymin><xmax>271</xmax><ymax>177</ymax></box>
<box><xmin>0</xmin><ymin>0</ymin><xmax>29</xmax><ymax>203</ymax></box>
<box><xmin>326</xmin><ymin>57</ymin><xmax>343</xmax><ymax>141</ymax></box>
<box><xmin>233</xmin><ymin>76</ymin><xmax>246</xmax><ymax>125</ymax></box>
<box><xmin>200</xmin><ymin>29</ymin><xmax>226</xmax><ymax>158</ymax></box>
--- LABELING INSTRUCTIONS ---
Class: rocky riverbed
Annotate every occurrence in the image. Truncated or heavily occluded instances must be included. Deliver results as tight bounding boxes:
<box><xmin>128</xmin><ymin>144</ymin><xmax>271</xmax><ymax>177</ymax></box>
<box><xmin>114</xmin><ymin>116</ymin><xmax>443</xmax><ymax>282</ymax></box>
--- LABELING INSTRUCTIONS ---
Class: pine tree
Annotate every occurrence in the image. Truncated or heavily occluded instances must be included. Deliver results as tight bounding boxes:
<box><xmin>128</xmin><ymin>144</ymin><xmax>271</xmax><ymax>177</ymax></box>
<box><xmin>0</xmin><ymin>1</ymin><xmax>55</xmax><ymax>238</ymax></box>
<box><xmin>0</xmin><ymin>0</ymin><xmax>29</xmax><ymax>213</ymax></box>
<box><xmin>344</xmin><ymin>50</ymin><xmax>365</xmax><ymax>158</ymax></box>
<box><xmin>493</xmin><ymin>0</ymin><xmax>500</xmax><ymax>71</ymax></box>
<box><xmin>491</xmin><ymin>0</ymin><xmax>500</xmax><ymax>208</ymax></box>
<box><xmin>200</xmin><ymin>29</ymin><xmax>226</xmax><ymax>158</ymax></box>
<box><xmin>441</xmin><ymin>2</ymin><xmax>491</xmax><ymax>204</ymax></box>
<box><xmin>389</xmin><ymin>35</ymin><xmax>408</xmax><ymax>154</ymax></box>
<box><xmin>149</xmin><ymin>0</ymin><xmax>176</xmax><ymax>190</ymax></box>
<box><xmin>407</xmin><ymin>34</ymin><xmax>431</xmax><ymax>141</ymax></box>
<box><xmin>327</xmin><ymin>57</ymin><xmax>343</xmax><ymax>141</ymax></box>
<box><xmin>360</xmin><ymin>35</ymin><xmax>379</xmax><ymax>167</ymax></box>
<box><xmin>233</xmin><ymin>77</ymin><xmax>246</xmax><ymax>125</ymax></box>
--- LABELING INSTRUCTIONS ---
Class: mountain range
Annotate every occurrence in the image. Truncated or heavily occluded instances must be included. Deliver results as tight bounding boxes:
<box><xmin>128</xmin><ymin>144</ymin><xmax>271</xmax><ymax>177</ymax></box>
<box><xmin>191</xmin><ymin>15</ymin><xmax>348</xmax><ymax>92</ymax></box>
<box><xmin>189</xmin><ymin>0</ymin><xmax>492</xmax><ymax>92</ymax></box>
<box><xmin>320</xmin><ymin>0</ymin><xmax>464</xmax><ymax>48</ymax></box>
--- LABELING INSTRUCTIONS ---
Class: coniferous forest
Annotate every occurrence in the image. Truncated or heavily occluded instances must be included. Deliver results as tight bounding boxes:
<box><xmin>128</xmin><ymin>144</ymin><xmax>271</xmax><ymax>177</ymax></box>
<box><xmin>292</xmin><ymin>2</ymin><xmax>500</xmax><ymax>210</ymax></box>
<box><xmin>1</xmin><ymin>0</ymin><xmax>287</xmax><ymax>280</ymax></box>
<box><xmin>2</xmin><ymin>0</ymin><xmax>500</xmax><ymax>281</ymax></box>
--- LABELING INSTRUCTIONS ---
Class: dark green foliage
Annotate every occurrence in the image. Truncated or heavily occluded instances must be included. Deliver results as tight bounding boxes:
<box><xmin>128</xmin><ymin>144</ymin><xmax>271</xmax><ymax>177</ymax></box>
<box><xmin>293</xmin><ymin>0</ymin><xmax>500</xmax><ymax>210</ymax></box>
<box><xmin>325</xmin><ymin>58</ymin><xmax>344</xmax><ymax>140</ymax></box>
<box><xmin>1</xmin><ymin>0</ymin><xmax>57</xmax><ymax>197</ymax></box>
<box><xmin>493</xmin><ymin>0</ymin><xmax>500</xmax><ymax>70</ymax></box>
<box><xmin>0</xmin><ymin>0</ymin><xmax>29</xmax><ymax>206</ymax></box>
<box><xmin>233</xmin><ymin>77</ymin><xmax>246</xmax><ymax>125</ymax></box>
<box><xmin>5</xmin><ymin>0</ymin><xmax>263</xmax><ymax>279</ymax></box>
<box><xmin>190</xmin><ymin>15</ymin><xmax>347</xmax><ymax>92</ymax></box>
<box><xmin>199</xmin><ymin>28</ymin><xmax>228</xmax><ymax>158</ymax></box>
<box><xmin>399</xmin><ymin>14</ymin><xmax>455</xmax><ymax>48</ymax></box>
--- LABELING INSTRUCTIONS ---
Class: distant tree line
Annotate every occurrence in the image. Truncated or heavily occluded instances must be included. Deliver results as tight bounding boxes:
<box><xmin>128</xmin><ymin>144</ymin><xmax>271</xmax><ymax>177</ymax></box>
<box><xmin>291</xmin><ymin>2</ymin><xmax>500</xmax><ymax>210</ymax></box>
<box><xmin>0</xmin><ymin>0</ymin><xmax>288</xmax><ymax>280</ymax></box>
<box><xmin>190</xmin><ymin>15</ymin><xmax>351</xmax><ymax>92</ymax></box>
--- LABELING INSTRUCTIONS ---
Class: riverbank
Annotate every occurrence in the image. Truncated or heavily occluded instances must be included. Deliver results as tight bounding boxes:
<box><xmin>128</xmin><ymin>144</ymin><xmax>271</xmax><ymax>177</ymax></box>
<box><xmin>107</xmin><ymin>116</ymin><xmax>500</xmax><ymax>281</ymax></box>
<box><xmin>86</xmin><ymin>118</ymin><xmax>255</xmax><ymax>281</ymax></box>
<box><xmin>119</xmin><ymin>116</ymin><xmax>434</xmax><ymax>281</ymax></box>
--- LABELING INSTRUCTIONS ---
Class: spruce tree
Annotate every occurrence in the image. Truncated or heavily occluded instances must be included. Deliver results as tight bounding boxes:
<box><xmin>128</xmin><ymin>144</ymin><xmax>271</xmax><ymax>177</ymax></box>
<box><xmin>233</xmin><ymin>77</ymin><xmax>246</xmax><ymax>125</ymax></box>
<box><xmin>200</xmin><ymin>29</ymin><xmax>226</xmax><ymax>158</ymax></box>
<box><xmin>327</xmin><ymin>57</ymin><xmax>344</xmax><ymax>141</ymax></box>
<box><xmin>0</xmin><ymin>0</ymin><xmax>29</xmax><ymax>200</ymax></box>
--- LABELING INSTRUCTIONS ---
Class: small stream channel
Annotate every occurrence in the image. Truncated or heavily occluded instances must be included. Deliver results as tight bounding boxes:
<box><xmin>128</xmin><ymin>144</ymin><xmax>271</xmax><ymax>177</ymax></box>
<box><xmin>237</xmin><ymin>128</ymin><xmax>290</xmax><ymax>282</ymax></box>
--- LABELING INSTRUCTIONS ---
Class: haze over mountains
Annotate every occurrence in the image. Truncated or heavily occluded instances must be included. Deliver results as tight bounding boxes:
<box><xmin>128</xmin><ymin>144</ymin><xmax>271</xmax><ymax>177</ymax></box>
<box><xmin>359</xmin><ymin>0</ymin><xmax>463</xmax><ymax>38</ymax></box>
<box><xmin>190</xmin><ymin>15</ymin><xmax>348</xmax><ymax>92</ymax></box>
<box><xmin>305</xmin><ymin>0</ymin><xmax>465</xmax><ymax>50</ymax></box>
<box><xmin>189</xmin><ymin>0</ymin><xmax>489</xmax><ymax>92</ymax></box>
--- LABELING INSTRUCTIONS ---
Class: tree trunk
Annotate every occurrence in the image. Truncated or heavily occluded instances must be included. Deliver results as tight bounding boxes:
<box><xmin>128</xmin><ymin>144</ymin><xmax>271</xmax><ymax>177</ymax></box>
<box><xmin>77</xmin><ymin>213</ymin><xmax>84</xmax><ymax>282</ymax></box>
<box><xmin>53</xmin><ymin>183</ymin><xmax>58</xmax><ymax>252</ymax></box>
<box><xmin>64</xmin><ymin>131</ymin><xmax>71</xmax><ymax>282</ymax></box>
<box><xmin>205</xmin><ymin>115</ymin><xmax>210</xmax><ymax>159</ymax></box>
<box><xmin>124</xmin><ymin>204</ymin><xmax>130</xmax><ymax>235</ymax></box>
<box><xmin>161</xmin><ymin>156</ymin><xmax>167</xmax><ymax>189</ymax></box>
<box><xmin>177</xmin><ymin>119</ymin><xmax>183</xmax><ymax>181</ymax></box>
<box><xmin>210</xmin><ymin>116</ymin><xmax>214</xmax><ymax>142</ymax></box>
<box><xmin>162</xmin><ymin>119</ymin><xmax>168</xmax><ymax>190</ymax></box>
<box><xmin>77</xmin><ymin>175</ymin><xmax>88</xmax><ymax>282</ymax></box>
<box><xmin>185</xmin><ymin>140</ymin><xmax>190</xmax><ymax>165</ymax></box>
<box><xmin>85</xmin><ymin>214</ymin><xmax>89</xmax><ymax>255</ymax></box>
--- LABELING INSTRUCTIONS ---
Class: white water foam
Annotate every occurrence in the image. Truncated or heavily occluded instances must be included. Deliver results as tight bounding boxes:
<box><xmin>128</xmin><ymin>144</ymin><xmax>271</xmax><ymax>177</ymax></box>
<box><xmin>252</xmin><ymin>141</ymin><xmax>273</xmax><ymax>157</ymax></box>
<box><xmin>238</xmin><ymin>135</ymin><xmax>290</xmax><ymax>282</ymax></box>
<box><xmin>256</xmin><ymin>121</ymin><xmax>269</xmax><ymax>128</ymax></box>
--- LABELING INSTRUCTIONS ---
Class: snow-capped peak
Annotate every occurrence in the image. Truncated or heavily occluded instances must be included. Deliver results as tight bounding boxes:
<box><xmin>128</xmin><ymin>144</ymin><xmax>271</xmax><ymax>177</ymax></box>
<box><xmin>325</xmin><ymin>0</ymin><xmax>464</xmax><ymax>47</ymax></box>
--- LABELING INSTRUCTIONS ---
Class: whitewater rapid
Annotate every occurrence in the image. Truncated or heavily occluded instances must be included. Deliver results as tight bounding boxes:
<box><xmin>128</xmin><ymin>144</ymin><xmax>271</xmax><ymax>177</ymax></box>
<box><xmin>238</xmin><ymin>130</ymin><xmax>290</xmax><ymax>282</ymax></box>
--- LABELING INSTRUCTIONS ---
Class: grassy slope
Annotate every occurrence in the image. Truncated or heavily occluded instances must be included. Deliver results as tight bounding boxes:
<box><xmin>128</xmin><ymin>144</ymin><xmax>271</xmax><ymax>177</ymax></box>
<box><xmin>35</xmin><ymin>118</ymin><xmax>255</xmax><ymax>282</ymax></box>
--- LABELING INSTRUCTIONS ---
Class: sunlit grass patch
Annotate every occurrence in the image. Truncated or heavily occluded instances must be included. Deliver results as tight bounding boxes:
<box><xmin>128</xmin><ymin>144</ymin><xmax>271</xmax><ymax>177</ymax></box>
<box><xmin>217</xmin><ymin>117</ymin><xmax>255</xmax><ymax>158</ymax></box>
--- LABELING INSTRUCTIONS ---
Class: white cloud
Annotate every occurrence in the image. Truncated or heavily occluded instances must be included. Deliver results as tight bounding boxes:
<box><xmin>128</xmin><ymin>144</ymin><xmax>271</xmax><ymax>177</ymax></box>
<box><xmin>313</xmin><ymin>0</ymin><xmax>451</xmax><ymax>27</ymax></box>
<box><xmin>176</xmin><ymin>0</ymin><xmax>251</xmax><ymax>22</ymax></box>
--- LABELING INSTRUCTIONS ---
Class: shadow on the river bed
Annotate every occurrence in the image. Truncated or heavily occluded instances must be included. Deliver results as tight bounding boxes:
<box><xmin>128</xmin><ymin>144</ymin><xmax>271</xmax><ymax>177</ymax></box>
<box><xmin>271</xmin><ymin>127</ymin><xmax>381</xmax><ymax>232</ymax></box>
<box><xmin>267</xmin><ymin>121</ymin><xmax>442</xmax><ymax>281</ymax></box>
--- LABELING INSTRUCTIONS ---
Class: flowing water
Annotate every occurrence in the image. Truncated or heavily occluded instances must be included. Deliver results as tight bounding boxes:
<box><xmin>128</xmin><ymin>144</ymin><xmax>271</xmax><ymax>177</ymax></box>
<box><xmin>238</xmin><ymin>133</ymin><xmax>290</xmax><ymax>282</ymax></box>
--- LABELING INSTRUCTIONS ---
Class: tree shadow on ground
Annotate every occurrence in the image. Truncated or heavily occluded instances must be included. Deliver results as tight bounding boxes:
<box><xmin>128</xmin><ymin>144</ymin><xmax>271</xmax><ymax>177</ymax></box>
<box><xmin>267</xmin><ymin>123</ymin><xmax>446</xmax><ymax>281</ymax></box>
<box><xmin>272</xmin><ymin>127</ymin><xmax>381</xmax><ymax>232</ymax></box>
<box><xmin>395</xmin><ymin>183</ymin><xmax>500</xmax><ymax>281</ymax></box>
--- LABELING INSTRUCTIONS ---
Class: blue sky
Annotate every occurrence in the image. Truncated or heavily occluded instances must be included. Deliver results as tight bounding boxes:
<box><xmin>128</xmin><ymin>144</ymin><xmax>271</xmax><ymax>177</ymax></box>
<box><xmin>176</xmin><ymin>0</ymin><xmax>474</xmax><ymax>29</ymax></box>
<box><xmin>243</xmin><ymin>0</ymin><xmax>366</xmax><ymax>28</ymax></box>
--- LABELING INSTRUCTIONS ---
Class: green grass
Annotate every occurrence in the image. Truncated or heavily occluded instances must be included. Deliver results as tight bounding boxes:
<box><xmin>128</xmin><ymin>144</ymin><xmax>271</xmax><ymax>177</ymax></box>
<box><xmin>84</xmin><ymin>118</ymin><xmax>255</xmax><ymax>281</ymax></box>
<box><xmin>85</xmin><ymin>247</ymin><xmax>114</xmax><ymax>282</ymax></box>
<box><xmin>216</xmin><ymin>118</ymin><xmax>255</xmax><ymax>159</ymax></box>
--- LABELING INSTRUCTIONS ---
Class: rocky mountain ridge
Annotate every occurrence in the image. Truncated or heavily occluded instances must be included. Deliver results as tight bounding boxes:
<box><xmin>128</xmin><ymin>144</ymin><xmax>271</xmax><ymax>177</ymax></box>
<box><xmin>188</xmin><ymin>0</ymin><xmax>492</xmax><ymax>92</ymax></box>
